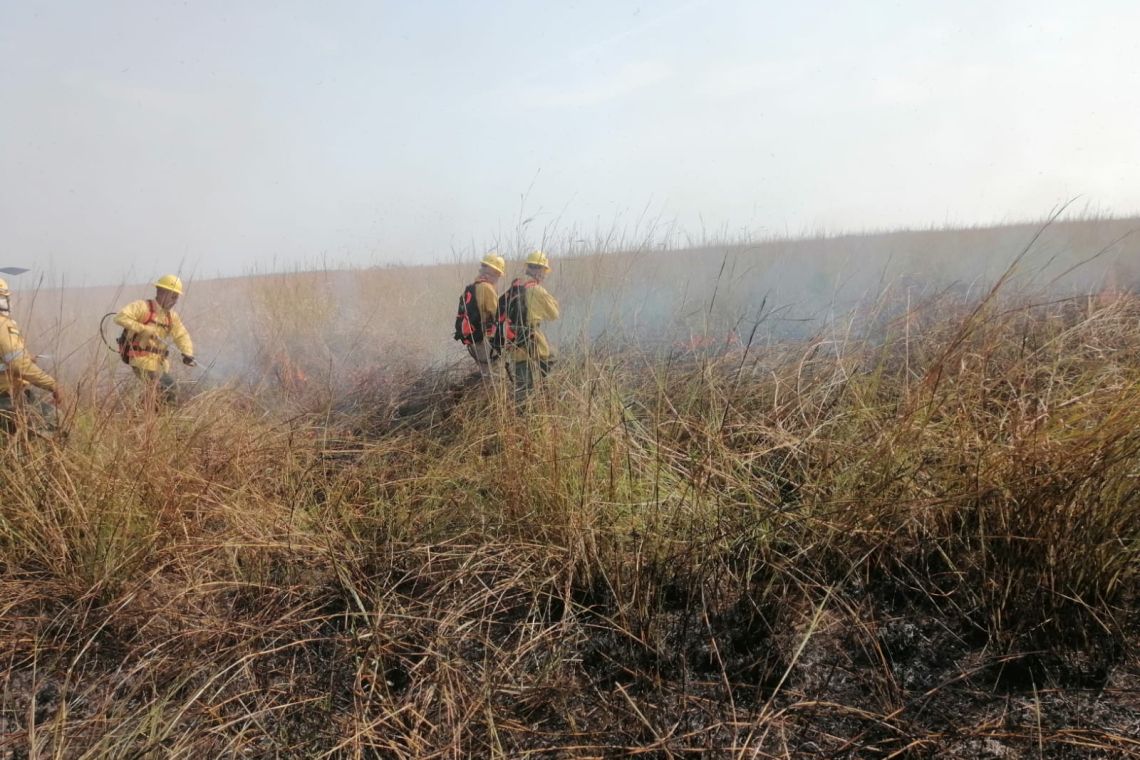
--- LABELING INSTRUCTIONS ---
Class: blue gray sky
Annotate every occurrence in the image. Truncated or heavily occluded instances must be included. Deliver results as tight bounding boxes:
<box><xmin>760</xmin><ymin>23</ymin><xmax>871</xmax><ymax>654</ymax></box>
<box><xmin>2</xmin><ymin>0</ymin><xmax>1138</xmax><ymax>285</ymax></box>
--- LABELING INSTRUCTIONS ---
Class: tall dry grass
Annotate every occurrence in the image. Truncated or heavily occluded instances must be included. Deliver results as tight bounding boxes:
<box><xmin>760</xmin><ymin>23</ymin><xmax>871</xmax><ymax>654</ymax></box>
<box><xmin>15</xmin><ymin>214</ymin><xmax>1140</xmax><ymax>392</ymax></box>
<box><xmin>2</xmin><ymin>221</ymin><xmax>1140</xmax><ymax>757</ymax></box>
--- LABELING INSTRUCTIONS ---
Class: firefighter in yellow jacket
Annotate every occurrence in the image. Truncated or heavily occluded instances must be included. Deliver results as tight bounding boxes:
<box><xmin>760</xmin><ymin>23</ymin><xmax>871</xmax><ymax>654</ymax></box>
<box><xmin>114</xmin><ymin>275</ymin><xmax>196</xmax><ymax>406</ymax></box>
<box><xmin>455</xmin><ymin>253</ymin><xmax>506</xmax><ymax>377</ymax></box>
<box><xmin>0</xmin><ymin>277</ymin><xmax>63</xmax><ymax>437</ymax></box>
<box><xmin>506</xmin><ymin>251</ymin><xmax>560</xmax><ymax>407</ymax></box>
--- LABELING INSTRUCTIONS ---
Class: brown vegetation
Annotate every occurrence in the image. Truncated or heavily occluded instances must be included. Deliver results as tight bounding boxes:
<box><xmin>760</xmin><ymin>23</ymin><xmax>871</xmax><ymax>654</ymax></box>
<box><xmin>3</xmin><ymin>240</ymin><xmax>1140</xmax><ymax>756</ymax></box>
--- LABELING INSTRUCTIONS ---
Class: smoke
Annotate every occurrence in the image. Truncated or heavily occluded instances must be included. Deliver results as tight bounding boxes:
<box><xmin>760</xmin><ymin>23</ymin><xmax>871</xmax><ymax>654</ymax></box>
<box><xmin>11</xmin><ymin>215</ymin><xmax>1138</xmax><ymax>400</ymax></box>
<box><xmin>543</xmin><ymin>216</ymin><xmax>1139</xmax><ymax>353</ymax></box>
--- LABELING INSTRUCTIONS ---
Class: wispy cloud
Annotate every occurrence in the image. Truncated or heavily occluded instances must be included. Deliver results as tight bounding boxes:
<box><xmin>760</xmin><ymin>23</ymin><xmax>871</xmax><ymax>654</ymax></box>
<box><xmin>521</xmin><ymin>61</ymin><xmax>672</xmax><ymax>109</ymax></box>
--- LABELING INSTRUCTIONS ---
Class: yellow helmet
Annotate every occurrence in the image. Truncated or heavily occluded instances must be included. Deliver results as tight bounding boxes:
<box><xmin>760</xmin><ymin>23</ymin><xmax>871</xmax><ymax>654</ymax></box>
<box><xmin>0</xmin><ymin>278</ymin><xmax>8</xmax><ymax>298</ymax></box>
<box><xmin>153</xmin><ymin>274</ymin><xmax>184</xmax><ymax>295</ymax></box>
<box><xmin>525</xmin><ymin>250</ymin><xmax>551</xmax><ymax>271</ymax></box>
<box><xmin>480</xmin><ymin>253</ymin><xmax>506</xmax><ymax>275</ymax></box>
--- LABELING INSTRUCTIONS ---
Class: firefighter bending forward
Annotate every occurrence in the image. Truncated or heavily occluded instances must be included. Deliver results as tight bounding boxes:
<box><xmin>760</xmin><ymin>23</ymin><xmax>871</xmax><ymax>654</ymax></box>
<box><xmin>507</xmin><ymin>251</ymin><xmax>559</xmax><ymax>407</ymax></box>
<box><xmin>114</xmin><ymin>275</ymin><xmax>196</xmax><ymax>406</ymax></box>
<box><xmin>0</xmin><ymin>277</ymin><xmax>63</xmax><ymax>438</ymax></box>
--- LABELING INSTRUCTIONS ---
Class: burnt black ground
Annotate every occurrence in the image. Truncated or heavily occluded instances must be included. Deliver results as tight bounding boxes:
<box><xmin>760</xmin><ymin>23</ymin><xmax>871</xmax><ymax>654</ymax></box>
<box><xmin>3</xmin><ymin>544</ymin><xmax>1138</xmax><ymax>759</ymax></box>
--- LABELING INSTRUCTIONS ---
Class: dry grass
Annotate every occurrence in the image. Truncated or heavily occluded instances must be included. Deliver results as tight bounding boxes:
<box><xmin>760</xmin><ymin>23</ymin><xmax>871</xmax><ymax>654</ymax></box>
<box><xmin>2</xmin><ymin>223</ymin><xmax>1140</xmax><ymax>758</ymax></box>
<box><xmin>17</xmin><ymin>214</ymin><xmax>1140</xmax><ymax>389</ymax></box>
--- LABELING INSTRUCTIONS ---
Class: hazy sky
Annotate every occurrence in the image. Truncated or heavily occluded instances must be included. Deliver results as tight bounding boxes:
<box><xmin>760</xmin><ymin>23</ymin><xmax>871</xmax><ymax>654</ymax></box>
<box><xmin>2</xmin><ymin>0</ymin><xmax>1139</xmax><ymax>285</ymax></box>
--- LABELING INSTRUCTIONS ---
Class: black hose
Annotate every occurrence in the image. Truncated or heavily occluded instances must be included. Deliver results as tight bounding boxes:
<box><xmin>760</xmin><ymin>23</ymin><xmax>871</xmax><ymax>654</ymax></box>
<box><xmin>99</xmin><ymin>313</ymin><xmax>121</xmax><ymax>355</ymax></box>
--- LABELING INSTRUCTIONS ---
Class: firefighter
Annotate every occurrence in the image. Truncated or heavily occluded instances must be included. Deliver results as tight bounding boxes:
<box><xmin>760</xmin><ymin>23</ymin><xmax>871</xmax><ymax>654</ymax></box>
<box><xmin>0</xmin><ymin>277</ymin><xmax>63</xmax><ymax>438</ymax></box>
<box><xmin>504</xmin><ymin>250</ymin><xmax>559</xmax><ymax>407</ymax></box>
<box><xmin>454</xmin><ymin>253</ymin><xmax>506</xmax><ymax>378</ymax></box>
<box><xmin>114</xmin><ymin>275</ymin><xmax>196</xmax><ymax>406</ymax></box>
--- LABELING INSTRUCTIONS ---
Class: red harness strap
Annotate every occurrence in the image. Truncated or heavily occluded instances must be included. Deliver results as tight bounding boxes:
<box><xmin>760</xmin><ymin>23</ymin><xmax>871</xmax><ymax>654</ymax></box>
<box><xmin>458</xmin><ymin>278</ymin><xmax>496</xmax><ymax>344</ymax></box>
<box><xmin>498</xmin><ymin>279</ymin><xmax>537</xmax><ymax>344</ymax></box>
<box><xmin>126</xmin><ymin>300</ymin><xmax>173</xmax><ymax>358</ymax></box>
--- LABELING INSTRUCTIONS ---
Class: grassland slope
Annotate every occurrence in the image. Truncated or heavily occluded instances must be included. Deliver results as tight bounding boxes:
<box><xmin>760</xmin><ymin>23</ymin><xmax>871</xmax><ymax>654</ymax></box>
<box><xmin>2</xmin><ymin>220</ymin><xmax>1140</xmax><ymax>757</ymax></box>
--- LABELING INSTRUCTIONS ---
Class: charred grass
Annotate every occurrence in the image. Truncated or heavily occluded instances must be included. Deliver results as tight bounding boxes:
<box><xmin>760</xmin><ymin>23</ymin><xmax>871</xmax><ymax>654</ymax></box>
<box><xmin>2</xmin><ymin>289</ymin><xmax>1140</xmax><ymax>758</ymax></box>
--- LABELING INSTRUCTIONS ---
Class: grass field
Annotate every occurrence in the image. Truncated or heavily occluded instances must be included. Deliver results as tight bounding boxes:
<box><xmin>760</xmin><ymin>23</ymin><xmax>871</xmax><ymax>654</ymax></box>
<box><xmin>2</xmin><ymin>217</ymin><xmax>1140</xmax><ymax>758</ymax></box>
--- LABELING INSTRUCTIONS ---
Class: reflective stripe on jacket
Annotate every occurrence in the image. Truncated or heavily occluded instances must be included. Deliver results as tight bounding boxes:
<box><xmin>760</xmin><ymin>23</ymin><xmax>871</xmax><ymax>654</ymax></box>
<box><xmin>0</xmin><ymin>315</ymin><xmax>56</xmax><ymax>395</ymax></box>
<box><xmin>113</xmin><ymin>299</ymin><xmax>193</xmax><ymax>373</ymax></box>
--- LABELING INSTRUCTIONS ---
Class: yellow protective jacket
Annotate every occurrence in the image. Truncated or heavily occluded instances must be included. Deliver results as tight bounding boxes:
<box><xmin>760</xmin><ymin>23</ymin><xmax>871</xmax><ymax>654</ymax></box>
<box><xmin>507</xmin><ymin>276</ymin><xmax>560</xmax><ymax>362</ymax></box>
<box><xmin>113</xmin><ymin>299</ymin><xmax>193</xmax><ymax>373</ymax></box>
<box><xmin>0</xmin><ymin>314</ymin><xmax>57</xmax><ymax>395</ymax></box>
<box><xmin>473</xmin><ymin>279</ymin><xmax>499</xmax><ymax>330</ymax></box>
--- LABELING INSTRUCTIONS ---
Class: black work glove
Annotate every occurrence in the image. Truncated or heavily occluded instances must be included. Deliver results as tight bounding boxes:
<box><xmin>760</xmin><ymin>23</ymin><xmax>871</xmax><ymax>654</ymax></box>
<box><xmin>182</xmin><ymin>355</ymin><xmax>198</xmax><ymax>367</ymax></box>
